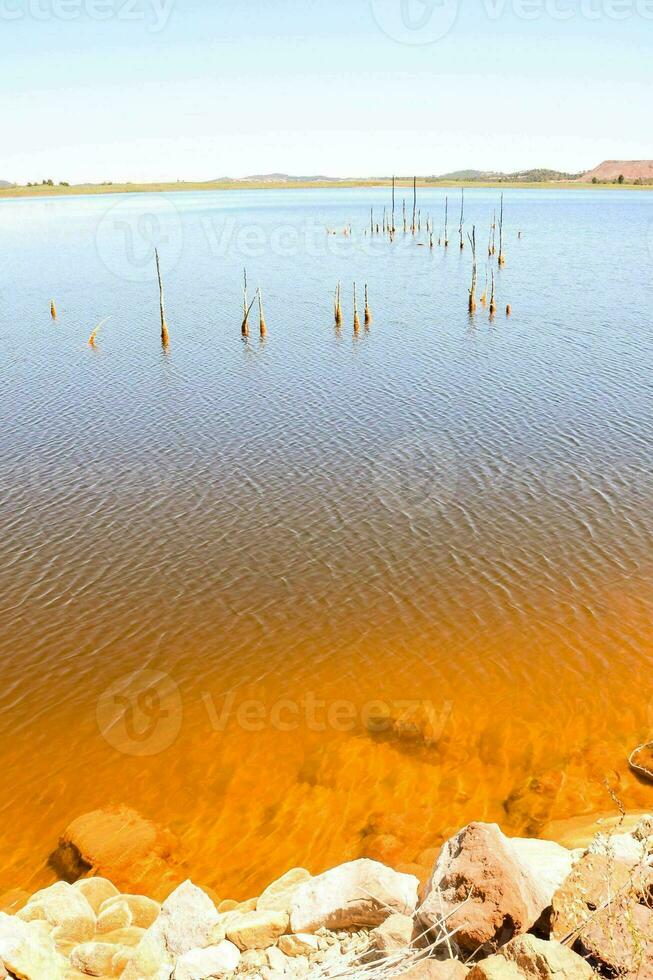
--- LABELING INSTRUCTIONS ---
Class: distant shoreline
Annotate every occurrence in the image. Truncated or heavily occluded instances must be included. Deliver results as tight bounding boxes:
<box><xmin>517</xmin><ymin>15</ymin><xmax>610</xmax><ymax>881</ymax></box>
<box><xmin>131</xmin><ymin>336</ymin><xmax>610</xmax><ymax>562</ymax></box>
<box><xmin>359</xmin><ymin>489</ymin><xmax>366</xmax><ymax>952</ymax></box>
<box><xmin>2</xmin><ymin>178</ymin><xmax>653</xmax><ymax>200</ymax></box>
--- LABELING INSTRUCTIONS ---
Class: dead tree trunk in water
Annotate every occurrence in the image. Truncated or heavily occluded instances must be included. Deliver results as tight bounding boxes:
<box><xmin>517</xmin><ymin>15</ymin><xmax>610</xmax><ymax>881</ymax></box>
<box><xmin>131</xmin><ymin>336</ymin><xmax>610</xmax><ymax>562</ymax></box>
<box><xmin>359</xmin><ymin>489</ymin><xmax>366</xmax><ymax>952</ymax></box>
<box><xmin>155</xmin><ymin>248</ymin><xmax>170</xmax><ymax>348</ymax></box>
<box><xmin>468</xmin><ymin>225</ymin><xmax>477</xmax><ymax>313</ymax></box>
<box><xmin>459</xmin><ymin>188</ymin><xmax>465</xmax><ymax>250</ymax></box>
<box><xmin>353</xmin><ymin>282</ymin><xmax>361</xmax><ymax>334</ymax></box>
<box><xmin>412</xmin><ymin>176</ymin><xmax>417</xmax><ymax>233</ymax></box>
<box><xmin>444</xmin><ymin>197</ymin><xmax>449</xmax><ymax>247</ymax></box>
<box><xmin>392</xmin><ymin>175</ymin><xmax>396</xmax><ymax>233</ymax></box>
<box><xmin>498</xmin><ymin>193</ymin><xmax>506</xmax><ymax>265</ymax></box>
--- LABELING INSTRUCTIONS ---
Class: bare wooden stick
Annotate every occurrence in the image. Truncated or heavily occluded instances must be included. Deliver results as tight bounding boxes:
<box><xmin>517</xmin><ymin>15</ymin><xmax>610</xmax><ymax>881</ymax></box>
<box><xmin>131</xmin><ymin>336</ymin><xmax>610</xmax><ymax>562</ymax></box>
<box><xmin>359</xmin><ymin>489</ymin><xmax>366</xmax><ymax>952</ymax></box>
<box><xmin>391</xmin><ymin>175</ymin><xmax>396</xmax><ymax>233</ymax></box>
<box><xmin>88</xmin><ymin>316</ymin><xmax>110</xmax><ymax>348</ymax></box>
<box><xmin>444</xmin><ymin>197</ymin><xmax>449</xmax><ymax>247</ymax></box>
<box><xmin>459</xmin><ymin>188</ymin><xmax>465</xmax><ymax>250</ymax></box>
<box><xmin>498</xmin><ymin>193</ymin><xmax>506</xmax><ymax>265</ymax></box>
<box><xmin>412</xmin><ymin>176</ymin><xmax>417</xmax><ymax>233</ymax></box>
<box><xmin>50</xmin><ymin>300</ymin><xmax>57</xmax><ymax>320</ymax></box>
<box><xmin>241</xmin><ymin>268</ymin><xmax>250</xmax><ymax>337</ymax></box>
<box><xmin>489</xmin><ymin>269</ymin><xmax>497</xmax><ymax>315</ymax></box>
<box><xmin>370</xmin><ymin>208</ymin><xmax>374</xmax><ymax>235</ymax></box>
<box><xmin>480</xmin><ymin>266</ymin><xmax>488</xmax><ymax>305</ymax></box>
<box><xmin>258</xmin><ymin>288</ymin><xmax>267</xmax><ymax>337</ymax></box>
<box><xmin>364</xmin><ymin>283</ymin><xmax>371</xmax><ymax>327</ymax></box>
<box><xmin>403</xmin><ymin>198</ymin><xmax>407</xmax><ymax>234</ymax></box>
<box><xmin>353</xmin><ymin>282</ymin><xmax>361</xmax><ymax>334</ymax></box>
<box><xmin>334</xmin><ymin>282</ymin><xmax>342</xmax><ymax>326</ymax></box>
<box><xmin>468</xmin><ymin>225</ymin><xmax>477</xmax><ymax>313</ymax></box>
<box><xmin>155</xmin><ymin>248</ymin><xmax>170</xmax><ymax>347</ymax></box>
<box><xmin>506</xmin><ymin>304</ymin><xmax>512</xmax><ymax>316</ymax></box>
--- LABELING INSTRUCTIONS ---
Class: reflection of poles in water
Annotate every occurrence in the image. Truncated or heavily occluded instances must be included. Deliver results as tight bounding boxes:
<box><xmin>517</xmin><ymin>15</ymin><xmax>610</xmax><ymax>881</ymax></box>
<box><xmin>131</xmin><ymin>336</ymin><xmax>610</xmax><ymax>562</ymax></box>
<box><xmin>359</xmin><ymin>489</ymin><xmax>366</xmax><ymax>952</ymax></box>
<box><xmin>155</xmin><ymin>248</ymin><xmax>170</xmax><ymax>348</ymax></box>
<box><xmin>353</xmin><ymin>282</ymin><xmax>361</xmax><ymax>334</ymax></box>
<box><xmin>364</xmin><ymin>284</ymin><xmax>371</xmax><ymax>327</ymax></box>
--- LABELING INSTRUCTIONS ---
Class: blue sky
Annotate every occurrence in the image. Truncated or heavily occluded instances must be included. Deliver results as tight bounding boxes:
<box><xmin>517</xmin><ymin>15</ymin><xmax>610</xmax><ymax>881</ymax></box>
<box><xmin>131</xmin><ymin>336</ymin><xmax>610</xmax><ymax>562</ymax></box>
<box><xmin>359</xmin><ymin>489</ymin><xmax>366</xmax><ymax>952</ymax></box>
<box><xmin>0</xmin><ymin>0</ymin><xmax>651</xmax><ymax>182</ymax></box>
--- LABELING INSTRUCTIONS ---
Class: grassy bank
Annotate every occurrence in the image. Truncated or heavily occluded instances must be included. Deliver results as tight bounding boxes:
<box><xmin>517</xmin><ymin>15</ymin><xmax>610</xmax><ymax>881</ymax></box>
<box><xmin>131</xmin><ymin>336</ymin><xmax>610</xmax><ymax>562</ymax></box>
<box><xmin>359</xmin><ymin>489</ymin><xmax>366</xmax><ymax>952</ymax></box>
<box><xmin>2</xmin><ymin>178</ymin><xmax>652</xmax><ymax>200</ymax></box>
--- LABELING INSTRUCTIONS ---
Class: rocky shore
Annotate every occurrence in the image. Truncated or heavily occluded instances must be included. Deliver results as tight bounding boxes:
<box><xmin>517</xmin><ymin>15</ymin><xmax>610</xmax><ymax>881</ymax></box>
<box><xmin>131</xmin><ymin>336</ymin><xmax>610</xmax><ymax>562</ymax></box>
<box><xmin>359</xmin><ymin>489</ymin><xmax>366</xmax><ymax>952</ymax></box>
<box><xmin>2</xmin><ymin>808</ymin><xmax>653</xmax><ymax>979</ymax></box>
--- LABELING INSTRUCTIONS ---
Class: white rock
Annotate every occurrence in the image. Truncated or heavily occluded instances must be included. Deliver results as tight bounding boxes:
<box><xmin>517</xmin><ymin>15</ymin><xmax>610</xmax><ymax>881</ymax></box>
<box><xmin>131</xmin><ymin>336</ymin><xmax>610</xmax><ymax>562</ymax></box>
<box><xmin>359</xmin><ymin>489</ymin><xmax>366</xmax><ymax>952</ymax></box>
<box><xmin>0</xmin><ymin>911</ymin><xmax>68</xmax><ymax>979</ymax></box>
<box><xmin>121</xmin><ymin>880</ymin><xmax>221</xmax><ymax>980</ymax></box>
<box><xmin>257</xmin><ymin>870</ymin><xmax>311</xmax><ymax>916</ymax></box>
<box><xmin>289</xmin><ymin>859</ymin><xmax>418</xmax><ymax>933</ymax></box>
<box><xmin>266</xmin><ymin>945</ymin><xmax>290</xmax><ymax>973</ymax></box>
<box><xmin>278</xmin><ymin>933</ymin><xmax>320</xmax><ymax>956</ymax></box>
<box><xmin>587</xmin><ymin>831</ymin><xmax>645</xmax><ymax>865</ymax></box>
<box><xmin>510</xmin><ymin>837</ymin><xmax>578</xmax><ymax>911</ymax></box>
<box><xmin>101</xmin><ymin>893</ymin><xmax>160</xmax><ymax>928</ymax></box>
<box><xmin>174</xmin><ymin>940</ymin><xmax>241</xmax><ymax>979</ymax></box>
<box><xmin>72</xmin><ymin>877</ymin><xmax>119</xmax><ymax>913</ymax></box>
<box><xmin>97</xmin><ymin>898</ymin><xmax>132</xmax><ymax>933</ymax></box>
<box><xmin>70</xmin><ymin>941</ymin><xmax>121</xmax><ymax>976</ymax></box>
<box><xmin>226</xmin><ymin>910</ymin><xmax>289</xmax><ymax>950</ymax></box>
<box><xmin>16</xmin><ymin>881</ymin><xmax>96</xmax><ymax>942</ymax></box>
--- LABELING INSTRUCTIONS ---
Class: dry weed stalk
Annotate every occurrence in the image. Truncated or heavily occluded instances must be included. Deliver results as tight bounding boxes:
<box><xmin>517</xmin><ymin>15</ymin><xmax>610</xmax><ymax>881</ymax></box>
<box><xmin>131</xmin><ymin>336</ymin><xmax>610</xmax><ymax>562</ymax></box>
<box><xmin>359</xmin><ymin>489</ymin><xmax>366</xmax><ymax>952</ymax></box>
<box><xmin>155</xmin><ymin>248</ymin><xmax>170</xmax><ymax>348</ymax></box>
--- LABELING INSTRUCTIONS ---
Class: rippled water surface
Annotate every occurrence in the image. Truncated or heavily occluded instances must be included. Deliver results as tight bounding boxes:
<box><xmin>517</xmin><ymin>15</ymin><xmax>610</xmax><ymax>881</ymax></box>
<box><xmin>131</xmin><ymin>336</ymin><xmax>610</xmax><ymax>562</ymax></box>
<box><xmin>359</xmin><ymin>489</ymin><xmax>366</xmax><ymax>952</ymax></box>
<box><xmin>2</xmin><ymin>186</ymin><xmax>653</xmax><ymax>899</ymax></box>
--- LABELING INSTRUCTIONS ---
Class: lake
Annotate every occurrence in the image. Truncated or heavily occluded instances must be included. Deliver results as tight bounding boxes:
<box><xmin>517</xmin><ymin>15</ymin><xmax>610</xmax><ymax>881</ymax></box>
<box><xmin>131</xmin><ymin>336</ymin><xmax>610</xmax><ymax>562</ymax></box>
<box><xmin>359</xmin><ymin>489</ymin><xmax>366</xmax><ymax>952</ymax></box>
<box><xmin>2</xmin><ymin>186</ymin><xmax>653</xmax><ymax>899</ymax></box>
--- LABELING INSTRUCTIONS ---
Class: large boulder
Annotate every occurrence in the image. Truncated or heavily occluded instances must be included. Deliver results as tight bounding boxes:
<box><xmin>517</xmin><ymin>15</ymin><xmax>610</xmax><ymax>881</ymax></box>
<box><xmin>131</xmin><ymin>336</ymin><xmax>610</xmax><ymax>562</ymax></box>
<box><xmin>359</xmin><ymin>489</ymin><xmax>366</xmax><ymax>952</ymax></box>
<box><xmin>0</xmin><ymin>911</ymin><xmax>68</xmax><ymax>979</ymax></box>
<box><xmin>50</xmin><ymin>806</ymin><xmax>182</xmax><ymax>898</ymax></box>
<box><xmin>16</xmin><ymin>880</ymin><xmax>96</xmax><ymax>943</ymax></box>
<box><xmin>121</xmin><ymin>880</ymin><xmax>221</xmax><ymax>980</ymax></box>
<box><xmin>257</xmin><ymin>868</ymin><xmax>311</xmax><ymax>915</ymax></box>
<box><xmin>571</xmin><ymin>895</ymin><xmax>653</xmax><ymax>977</ymax></box>
<box><xmin>419</xmin><ymin>823</ymin><xmax>575</xmax><ymax>956</ymax></box>
<box><xmin>550</xmin><ymin>850</ymin><xmax>648</xmax><ymax>942</ymax></box>
<box><xmin>467</xmin><ymin>935</ymin><xmax>594</xmax><ymax>978</ymax></box>
<box><xmin>289</xmin><ymin>859</ymin><xmax>418</xmax><ymax>932</ymax></box>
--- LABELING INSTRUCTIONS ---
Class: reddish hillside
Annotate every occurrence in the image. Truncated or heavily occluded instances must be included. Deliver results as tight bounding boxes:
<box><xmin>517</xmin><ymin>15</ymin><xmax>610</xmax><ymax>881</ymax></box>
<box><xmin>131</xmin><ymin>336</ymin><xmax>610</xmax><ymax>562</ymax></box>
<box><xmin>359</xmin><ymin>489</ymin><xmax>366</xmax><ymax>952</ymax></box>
<box><xmin>580</xmin><ymin>160</ymin><xmax>653</xmax><ymax>182</ymax></box>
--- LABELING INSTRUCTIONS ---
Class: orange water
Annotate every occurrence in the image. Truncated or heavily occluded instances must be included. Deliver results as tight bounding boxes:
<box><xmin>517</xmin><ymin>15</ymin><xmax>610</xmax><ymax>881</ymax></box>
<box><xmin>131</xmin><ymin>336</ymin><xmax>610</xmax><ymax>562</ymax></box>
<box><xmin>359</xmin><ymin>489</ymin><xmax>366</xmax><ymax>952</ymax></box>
<box><xmin>2</xmin><ymin>187</ymin><xmax>653</xmax><ymax>901</ymax></box>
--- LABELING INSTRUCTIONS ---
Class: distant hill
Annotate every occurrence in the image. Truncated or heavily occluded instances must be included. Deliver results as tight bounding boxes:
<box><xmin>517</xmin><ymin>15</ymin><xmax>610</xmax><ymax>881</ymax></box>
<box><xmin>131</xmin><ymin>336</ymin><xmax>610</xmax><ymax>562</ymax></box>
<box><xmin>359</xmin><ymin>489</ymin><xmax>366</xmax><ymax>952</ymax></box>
<box><xmin>438</xmin><ymin>168</ymin><xmax>582</xmax><ymax>182</ymax></box>
<box><xmin>0</xmin><ymin>180</ymin><xmax>13</xmax><ymax>188</ymax></box>
<box><xmin>215</xmin><ymin>173</ymin><xmax>343</xmax><ymax>183</ymax></box>
<box><xmin>579</xmin><ymin>160</ymin><xmax>653</xmax><ymax>183</ymax></box>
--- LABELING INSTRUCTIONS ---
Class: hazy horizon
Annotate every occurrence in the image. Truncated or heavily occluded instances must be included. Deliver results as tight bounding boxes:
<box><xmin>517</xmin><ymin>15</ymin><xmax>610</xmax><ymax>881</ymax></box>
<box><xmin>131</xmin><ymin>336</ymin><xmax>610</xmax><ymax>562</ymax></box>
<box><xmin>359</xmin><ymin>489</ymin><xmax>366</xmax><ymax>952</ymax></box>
<box><xmin>1</xmin><ymin>0</ymin><xmax>652</xmax><ymax>184</ymax></box>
